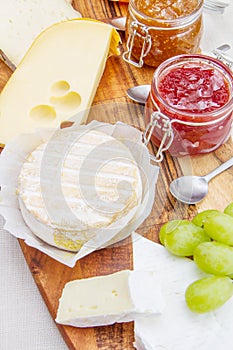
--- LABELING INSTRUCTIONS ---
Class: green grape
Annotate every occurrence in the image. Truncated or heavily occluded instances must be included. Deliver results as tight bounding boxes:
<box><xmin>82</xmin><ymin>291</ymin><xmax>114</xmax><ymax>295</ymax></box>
<box><xmin>159</xmin><ymin>220</ymin><xmax>190</xmax><ymax>245</ymax></box>
<box><xmin>164</xmin><ymin>222</ymin><xmax>211</xmax><ymax>257</ymax></box>
<box><xmin>224</xmin><ymin>202</ymin><xmax>233</xmax><ymax>218</ymax></box>
<box><xmin>192</xmin><ymin>209</ymin><xmax>220</xmax><ymax>228</ymax></box>
<box><xmin>204</xmin><ymin>212</ymin><xmax>233</xmax><ymax>245</ymax></box>
<box><xmin>194</xmin><ymin>241</ymin><xmax>233</xmax><ymax>276</ymax></box>
<box><xmin>185</xmin><ymin>276</ymin><xmax>233</xmax><ymax>313</ymax></box>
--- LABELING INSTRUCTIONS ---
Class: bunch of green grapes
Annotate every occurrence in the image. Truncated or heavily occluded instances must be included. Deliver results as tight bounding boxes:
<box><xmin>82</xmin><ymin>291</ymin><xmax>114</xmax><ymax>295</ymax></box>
<box><xmin>159</xmin><ymin>202</ymin><xmax>233</xmax><ymax>313</ymax></box>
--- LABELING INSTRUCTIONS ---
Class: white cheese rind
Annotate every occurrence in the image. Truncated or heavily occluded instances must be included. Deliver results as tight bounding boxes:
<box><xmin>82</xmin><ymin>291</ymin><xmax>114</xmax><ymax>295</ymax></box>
<box><xmin>0</xmin><ymin>0</ymin><xmax>81</xmax><ymax>66</ymax></box>
<box><xmin>133</xmin><ymin>234</ymin><xmax>233</xmax><ymax>350</ymax></box>
<box><xmin>0</xmin><ymin>19</ymin><xmax>120</xmax><ymax>145</ymax></box>
<box><xmin>56</xmin><ymin>270</ymin><xmax>164</xmax><ymax>327</ymax></box>
<box><xmin>18</xmin><ymin>129</ymin><xmax>142</xmax><ymax>251</ymax></box>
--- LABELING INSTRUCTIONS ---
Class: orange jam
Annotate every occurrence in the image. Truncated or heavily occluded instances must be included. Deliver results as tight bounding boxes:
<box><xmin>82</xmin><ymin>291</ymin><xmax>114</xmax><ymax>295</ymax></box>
<box><xmin>136</xmin><ymin>0</ymin><xmax>199</xmax><ymax>18</ymax></box>
<box><xmin>144</xmin><ymin>55</ymin><xmax>233</xmax><ymax>157</ymax></box>
<box><xmin>124</xmin><ymin>0</ymin><xmax>203</xmax><ymax>67</ymax></box>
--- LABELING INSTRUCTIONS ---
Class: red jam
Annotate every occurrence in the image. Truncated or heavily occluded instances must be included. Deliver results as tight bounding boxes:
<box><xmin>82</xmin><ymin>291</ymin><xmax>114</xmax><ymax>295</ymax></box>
<box><xmin>159</xmin><ymin>65</ymin><xmax>230</xmax><ymax>113</ymax></box>
<box><xmin>145</xmin><ymin>55</ymin><xmax>233</xmax><ymax>156</ymax></box>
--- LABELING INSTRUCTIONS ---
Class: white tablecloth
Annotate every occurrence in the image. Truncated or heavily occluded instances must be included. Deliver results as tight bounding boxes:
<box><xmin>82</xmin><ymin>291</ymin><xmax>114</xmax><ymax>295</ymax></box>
<box><xmin>1</xmin><ymin>6</ymin><xmax>233</xmax><ymax>350</ymax></box>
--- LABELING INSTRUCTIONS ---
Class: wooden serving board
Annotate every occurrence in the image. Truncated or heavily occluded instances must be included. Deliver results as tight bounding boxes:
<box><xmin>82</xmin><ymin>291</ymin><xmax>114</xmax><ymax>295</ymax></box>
<box><xmin>1</xmin><ymin>1</ymin><xmax>233</xmax><ymax>349</ymax></box>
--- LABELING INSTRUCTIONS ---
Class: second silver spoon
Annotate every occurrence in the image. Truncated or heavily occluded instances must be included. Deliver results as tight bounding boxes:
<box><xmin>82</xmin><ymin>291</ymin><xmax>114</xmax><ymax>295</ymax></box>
<box><xmin>170</xmin><ymin>157</ymin><xmax>233</xmax><ymax>204</ymax></box>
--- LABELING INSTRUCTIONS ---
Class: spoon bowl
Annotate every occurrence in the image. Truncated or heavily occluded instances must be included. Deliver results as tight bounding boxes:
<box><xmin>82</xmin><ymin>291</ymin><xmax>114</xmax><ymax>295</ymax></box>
<box><xmin>170</xmin><ymin>176</ymin><xmax>209</xmax><ymax>204</ymax></box>
<box><xmin>170</xmin><ymin>157</ymin><xmax>233</xmax><ymax>204</ymax></box>
<box><xmin>126</xmin><ymin>84</ymin><xmax>150</xmax><ymax>104</ymax></box>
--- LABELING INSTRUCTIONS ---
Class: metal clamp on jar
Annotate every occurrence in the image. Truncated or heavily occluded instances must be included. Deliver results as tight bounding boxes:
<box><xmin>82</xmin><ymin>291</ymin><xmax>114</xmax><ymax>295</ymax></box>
<box><xmin>123</xmin><ymin>21</ymin><xmax>152</xmax><ymax>68</ymax></box>
<box><xmin>123</xmin><ymin>0</ymin><xmax>204</xmax><ymax>68</ymax></box>
<box><xmin>143</xmin><ymin>53</ymin><xmax>233</xmax><ymax>161</ymax></box>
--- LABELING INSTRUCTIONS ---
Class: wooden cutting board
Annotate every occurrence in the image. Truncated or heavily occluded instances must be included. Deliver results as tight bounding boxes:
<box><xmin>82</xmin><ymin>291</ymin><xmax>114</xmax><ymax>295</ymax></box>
<box><xmin>0</xmin><ymin>1</ymin><xmax>233</xmax><ymax>349</ymax></box>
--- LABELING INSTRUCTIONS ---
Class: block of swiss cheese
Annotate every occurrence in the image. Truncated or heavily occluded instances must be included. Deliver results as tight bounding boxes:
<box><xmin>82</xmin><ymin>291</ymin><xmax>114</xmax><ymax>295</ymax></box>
<box><xmin>0</xmin><ymin>19</ymin><xmax>120</xmax><ymax>145</ymax></box>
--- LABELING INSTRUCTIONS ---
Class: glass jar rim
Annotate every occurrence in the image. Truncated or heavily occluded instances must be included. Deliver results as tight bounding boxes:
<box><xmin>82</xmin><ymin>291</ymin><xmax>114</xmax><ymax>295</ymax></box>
<box><xmin>151</xmin><ymin>53</ymin><xmax>233</xmax><ymax>121</ymax></box>
<box><xmin>129</xmin><ymin>0</ymin><xmax>204</xmax><ymax>27</ymax></box>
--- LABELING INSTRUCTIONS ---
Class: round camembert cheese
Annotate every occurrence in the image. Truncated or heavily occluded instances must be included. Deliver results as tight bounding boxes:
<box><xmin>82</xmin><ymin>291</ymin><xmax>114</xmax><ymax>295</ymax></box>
<box><xmin>18</xmin><ymin>128</ymin><xmax>142</xmax><ymax>251</ymax></box>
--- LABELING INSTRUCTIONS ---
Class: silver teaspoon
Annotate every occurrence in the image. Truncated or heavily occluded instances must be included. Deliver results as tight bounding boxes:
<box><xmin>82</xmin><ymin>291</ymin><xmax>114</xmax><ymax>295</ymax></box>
<box><xmin>170</xmin><ymin>157</ymin><xmax>233</xmax><ymax>204</ymax></box>
<box><xmin>101</xmin><ymin>16</ymin><xmax>126</xmax><ymax>31</ymax></box>
<box><xmin>126</xmin><ymin>84</ymin><xmax>150</xmax><ymax>104</ymax></box>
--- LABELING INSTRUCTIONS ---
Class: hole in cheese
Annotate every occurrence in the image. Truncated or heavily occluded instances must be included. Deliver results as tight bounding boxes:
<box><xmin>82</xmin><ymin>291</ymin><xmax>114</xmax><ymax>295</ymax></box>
<box><xmin>29</xmin><ymin>104</ymin><xmax>56</xmax><ymax>122</ymax></box>
<box><xmin>89</xmin><ymin>305</ymin><xmax>98</xmax><ymax>310</ymax></box>
<box><xmin>50</xmin><ymin>80</ymin><xmax>70</xmax><ymax>96</ymax></box>
<box><xmin>112</xmin><ymin>289</ymin><xmax>118</xmax><ymax>297</ymax></box>
<box><xmin>50</xmin><ymin>91</ymin><xmax>81</xmax><ymax>112</ymax></box>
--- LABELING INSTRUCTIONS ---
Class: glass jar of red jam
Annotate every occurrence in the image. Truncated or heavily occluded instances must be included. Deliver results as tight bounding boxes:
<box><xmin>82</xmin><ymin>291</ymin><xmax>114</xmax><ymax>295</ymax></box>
<box><xmin>144</xmin><ymin>54</ymin><xmax>233</xmax><ymax>159</ymax></box>
<box><xmin>123</xmin><ymin>0</ymin><xmax>203</xmax><ymax>68</ymax></box>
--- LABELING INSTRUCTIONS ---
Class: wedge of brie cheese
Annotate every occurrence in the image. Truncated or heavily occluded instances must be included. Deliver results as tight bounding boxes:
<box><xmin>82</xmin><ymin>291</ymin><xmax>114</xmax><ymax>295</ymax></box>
<box><xmin>0</xmin><ymin>0</ymin><xmax>81</xmax><ymax>66</ymax></box>
<box><xmin>133</xmin><ymin>234</ymin><xmax>233</xmax><ymax>350</ymax></box>
<box><xmin>0</xmin><ymin>19</ymin><xmax>120</xmax><ymax>145</ymax></box>
<box><xmin>18</xmin><ymin>128</ymin><xmax>142</xmax><ymax>251</ymax></box>
<box><xmin>56</xmin><ymin>270</ymin><xmax>164</xmax><ymax>327</ymax></box>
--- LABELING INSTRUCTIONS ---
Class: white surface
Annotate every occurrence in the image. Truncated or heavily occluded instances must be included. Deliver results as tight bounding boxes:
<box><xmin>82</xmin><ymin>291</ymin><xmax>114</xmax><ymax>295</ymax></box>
<box><xmin>0</xmin><ymin>216</ymin><xmax>67</xmax><ymax>350</ymax></box>
<box><xmin>201</xmin><ymin>6</ymin><xmax>233</xmax><ymax>57</ymax></box>
<box><xmin>1</xmin><ymin>6</ymin><xmax>233</xmax><ymax>350</ymax></box>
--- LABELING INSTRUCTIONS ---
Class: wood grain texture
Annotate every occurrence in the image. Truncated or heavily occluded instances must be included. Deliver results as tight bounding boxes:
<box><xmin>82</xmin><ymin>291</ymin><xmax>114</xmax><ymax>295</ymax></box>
<box><xmin>0</xmin><ymin>59</ymin><xmax>12</xmax><ymax>92</ymax></box>
<box><xmin>0</xmin><ymin>0</ymin><xmax>233</xmax><ymax>349</ymax></box>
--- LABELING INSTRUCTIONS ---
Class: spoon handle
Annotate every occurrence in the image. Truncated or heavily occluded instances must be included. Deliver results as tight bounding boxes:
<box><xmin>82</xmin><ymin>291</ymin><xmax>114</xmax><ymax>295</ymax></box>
<box><xmin>204</xmin><ymin>157</ymin><xmax>233</xmax><ymax>182</ymax></box>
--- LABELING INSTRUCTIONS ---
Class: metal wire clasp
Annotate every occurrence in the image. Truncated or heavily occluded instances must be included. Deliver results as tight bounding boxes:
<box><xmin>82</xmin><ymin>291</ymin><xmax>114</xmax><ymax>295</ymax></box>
<box><xmin>212</xmin><ymin>44</ymin><xmax>233</xmax><ymax>70</ymax></box>
<box><xmin>143</xmin><ymin>109</ymin><xmax>174</xmax><ymax>162</ymax></box>
<box><xmin>123</xmin><ymin>21</ymin><xmax>152</xmax><ymax>68</ymax></box>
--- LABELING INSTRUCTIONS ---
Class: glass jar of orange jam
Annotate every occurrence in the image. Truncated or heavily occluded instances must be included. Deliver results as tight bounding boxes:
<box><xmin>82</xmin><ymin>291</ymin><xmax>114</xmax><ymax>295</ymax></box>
<box><xmin>123</xmin><ymin>0</ymin><xmax>203</xmax><ymax>68</ymax></box>
<box><xmin>144</xmin><ymin>54</ymin><xmax>233</xmax><ymax>159</ymax></box>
